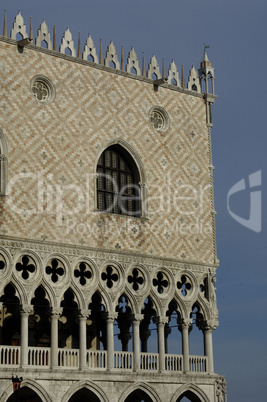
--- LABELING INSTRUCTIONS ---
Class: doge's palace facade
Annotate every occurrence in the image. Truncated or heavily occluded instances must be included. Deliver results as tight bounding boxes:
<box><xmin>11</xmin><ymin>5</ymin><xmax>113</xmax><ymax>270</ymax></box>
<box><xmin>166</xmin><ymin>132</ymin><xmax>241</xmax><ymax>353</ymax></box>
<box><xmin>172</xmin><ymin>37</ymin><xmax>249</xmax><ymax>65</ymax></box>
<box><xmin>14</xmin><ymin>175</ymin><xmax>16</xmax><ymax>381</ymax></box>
<box><xmin>0</xmin><ymin>10</ymin><xmax>226</xmax><ymax>402</ymax></box>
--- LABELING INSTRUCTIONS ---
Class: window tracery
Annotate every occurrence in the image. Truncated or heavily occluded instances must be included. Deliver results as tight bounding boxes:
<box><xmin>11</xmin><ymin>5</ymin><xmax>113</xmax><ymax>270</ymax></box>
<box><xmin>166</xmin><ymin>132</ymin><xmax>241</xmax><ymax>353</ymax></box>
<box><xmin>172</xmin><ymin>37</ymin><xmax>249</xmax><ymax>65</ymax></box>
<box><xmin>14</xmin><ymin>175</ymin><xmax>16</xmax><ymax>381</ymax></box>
<box><xmin>45</xmin><ymin>258</ymin><xmax>64</xmax><ymax>283</ymax></box>
<box><xmin>97</xmin><ymin>145</ymin><xmax>141</xmax><ymax>217</ymax></box>
<box><xmin>15</xmin><ymin>255</ymin><xmax>35</xmax><ymax>280</ymax></box>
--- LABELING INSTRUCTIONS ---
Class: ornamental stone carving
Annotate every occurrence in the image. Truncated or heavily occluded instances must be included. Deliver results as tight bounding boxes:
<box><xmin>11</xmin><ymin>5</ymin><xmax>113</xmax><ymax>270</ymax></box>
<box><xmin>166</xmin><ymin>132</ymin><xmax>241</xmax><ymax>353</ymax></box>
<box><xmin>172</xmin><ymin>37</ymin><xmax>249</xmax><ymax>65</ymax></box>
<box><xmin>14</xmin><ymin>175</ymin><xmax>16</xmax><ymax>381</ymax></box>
<box><xmin>35</xmin><ymin>19</ymin><xmax>52</xmax><ymax>49</ymax></box>
<box><xmin>10</xmin><ymin>11</ymin><xmax>28</xmax><ymax>40</ymax></box>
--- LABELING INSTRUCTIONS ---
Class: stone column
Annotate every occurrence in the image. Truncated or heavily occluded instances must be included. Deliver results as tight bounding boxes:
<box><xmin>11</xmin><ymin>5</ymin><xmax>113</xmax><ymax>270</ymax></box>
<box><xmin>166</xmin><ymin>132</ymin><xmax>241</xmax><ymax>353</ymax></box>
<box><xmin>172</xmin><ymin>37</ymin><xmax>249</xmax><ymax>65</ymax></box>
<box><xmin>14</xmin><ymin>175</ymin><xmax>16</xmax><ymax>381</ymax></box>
<box><xmin>20</xmin><ymin>305</ymin><xmax>32</xmax><ymax>367</ymax></box>
<box><xmin>164</xmin><ymin>323</ymin><xmax>171</xmax><ymax>354</ymax></box>
<box><xmin>211</xmin><ymin>76</ymin><xmax>215</xmax><ymax>95</ymax></box>
<box><xmin>154</xmin><ymin>316</ymin><xmax>168</xmax><ymax>372</ymax></box>
<box><xmin>133</xmin><ymin>314</ymin><xmax>143</xmax><ymax>371</ymax></box>
<box><xmin>50</xmin><ymin>307</ymin><xmax>62</xmax><ymax>368</ymax></box>
<box><xmin>140</xmin><ymin>329</ymin><xmax>150</xmax><ymax>353</ymax></box>
<box><xmin>79</xmin><ymin>309</ymin><xmax>90</xmax><ymax>370</ymax></box>
<box><xmin>178</xmin><ymin>318</ymin><xmax>192</xmax><ymax>373</ymax></box>
<box><xmin>203</xmin><ymin>320</ymin><xmax>217</xmax><ymax>373</ymax></box>
<box><xmin>106</xmin><ymin>312</ymin><xmax>117</xmax><ymax>370</ymax></box>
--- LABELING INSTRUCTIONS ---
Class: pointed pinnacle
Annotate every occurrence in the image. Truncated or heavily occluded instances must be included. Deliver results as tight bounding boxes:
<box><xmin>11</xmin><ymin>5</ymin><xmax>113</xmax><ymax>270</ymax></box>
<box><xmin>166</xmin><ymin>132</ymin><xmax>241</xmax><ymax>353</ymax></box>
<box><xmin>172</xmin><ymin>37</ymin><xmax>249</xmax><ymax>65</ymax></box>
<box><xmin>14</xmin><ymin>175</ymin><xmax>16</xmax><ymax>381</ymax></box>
<box><xmin>78</xmin><ymin>32</ymin><xmax>81</xmax><ymax>58</ymax></box>
<box><xmin>121</xmin><ymin>45</ymin><xmax>124</xmax><ymax>71</ymax></box>
<box><xmin>53</xmin><ymin>25</ymin><xmax>56</xmax><ymax>51</ymax></box>
<box><xmin>99</xmin><ymin>38</ymin><xmax>103</xmax><ymax>64</ymax></box>
<box><xmin>3</xmin><ymin>10</ymin><xmax>7</xmax><ymax>37</ymax></box>
<box><xmin>142</xmin><ymin>52</ymin><xmax>145</xmax><ymax>77</ymax></box>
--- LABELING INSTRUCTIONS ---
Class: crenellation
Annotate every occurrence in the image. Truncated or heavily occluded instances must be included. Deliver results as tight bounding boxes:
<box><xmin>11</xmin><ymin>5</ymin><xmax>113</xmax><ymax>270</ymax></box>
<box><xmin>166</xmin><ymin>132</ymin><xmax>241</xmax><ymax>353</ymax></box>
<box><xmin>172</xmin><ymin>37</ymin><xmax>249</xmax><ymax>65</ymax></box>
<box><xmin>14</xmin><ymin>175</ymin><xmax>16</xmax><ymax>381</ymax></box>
<box><xmin>59</xmin><ymin>27</ymin><xmax>76</xmax><ymax>57</ymax></box>
<box><xmin>10</xmin><ymin>10</ymin><xmax>28</xmax><ymax>40</ymax></box>
<box><xmin>2</xmin><ymin>10</ymin><xmax>216</xmax><ymax>93</ymax></box>
<box><xmin>35</xmin><ymin>19</ymin><xmax>52</xmax><ymax>50</ymax></box>
<box><xmin>104</xmin><ymin>40</ymin><xmax>120</xmax><ymax>69</ymax></box>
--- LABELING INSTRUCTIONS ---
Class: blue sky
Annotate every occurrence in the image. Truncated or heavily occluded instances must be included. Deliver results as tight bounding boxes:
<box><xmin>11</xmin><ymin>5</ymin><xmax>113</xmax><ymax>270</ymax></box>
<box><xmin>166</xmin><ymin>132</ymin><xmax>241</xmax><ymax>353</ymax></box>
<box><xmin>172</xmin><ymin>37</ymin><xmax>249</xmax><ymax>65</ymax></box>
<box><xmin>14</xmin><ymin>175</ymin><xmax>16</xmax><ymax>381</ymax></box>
<box><xmin>2</xmin><ymin>1</ymin><xmax>267</xmax><ymax>400</ymax></box>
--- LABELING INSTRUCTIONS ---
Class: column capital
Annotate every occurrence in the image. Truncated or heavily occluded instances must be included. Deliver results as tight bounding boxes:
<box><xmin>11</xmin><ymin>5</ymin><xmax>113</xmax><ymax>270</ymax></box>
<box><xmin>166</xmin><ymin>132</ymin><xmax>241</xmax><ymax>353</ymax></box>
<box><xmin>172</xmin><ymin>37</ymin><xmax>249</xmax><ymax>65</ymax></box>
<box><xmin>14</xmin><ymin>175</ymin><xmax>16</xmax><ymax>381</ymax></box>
<box><xmin>51</xmin><ymin>307</ymin><xmax>63</xmax><ymax>317</ymax></box>
<box><xmin>153</xmin><ymin>316</ymin><xmax>169</xmax><ymax>325</ymax></box>
<box><xmin>201</xmin><ymin>319</ymin><xmax>218</xmax><ymax>331</ymax></box>
<box><xmin>79</xmin><ymin>309</ymin><xmax>91</xmax><ymax>319</ymax></box>
<box><xmin>106</xmin><ymin>312</ymin><xmax>118</xmax><ymax>322</ymax></box>
<box><xmin>20</xmin><ymin>305</ymin><xmax>33</xmax><ymax>315</ymax></box>
<box><xmin>177</xmin><ymin>318</ymin><xmax>192</xmax><ymax>329</ymax></box>
<box><xmin>133</xmin><ymin>314</ymin><xmax>144</xmax><ymax>322</ymax></box>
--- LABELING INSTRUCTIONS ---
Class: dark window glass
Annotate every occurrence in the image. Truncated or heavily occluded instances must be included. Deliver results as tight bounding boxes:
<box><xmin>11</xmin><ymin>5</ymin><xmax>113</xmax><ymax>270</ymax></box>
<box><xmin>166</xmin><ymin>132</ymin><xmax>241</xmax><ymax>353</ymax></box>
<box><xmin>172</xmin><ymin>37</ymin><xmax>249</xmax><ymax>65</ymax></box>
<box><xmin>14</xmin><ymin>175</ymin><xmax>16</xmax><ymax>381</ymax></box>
<box><xmin>97</xmin><ymin>146</ymin><xmax>141</xmax><ymax>217</ymax></box>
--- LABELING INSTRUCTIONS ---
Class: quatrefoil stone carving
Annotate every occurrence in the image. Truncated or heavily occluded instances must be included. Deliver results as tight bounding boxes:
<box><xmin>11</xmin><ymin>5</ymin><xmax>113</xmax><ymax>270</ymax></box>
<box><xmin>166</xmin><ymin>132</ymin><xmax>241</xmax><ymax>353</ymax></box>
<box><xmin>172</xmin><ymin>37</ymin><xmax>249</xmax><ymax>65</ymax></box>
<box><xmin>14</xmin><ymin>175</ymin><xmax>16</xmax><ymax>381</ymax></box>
<box><xmin>177</xmin><ymin>275</ymin><xmax>192</xmax><ymax>296</ymax></box>
<box><xmin>46</xmin><ymin>259</ymin><xmax>64</xmax><ymax>283</ymax></box>
<box><xmin>16</xmin><ymin>255</ymin><xmax>35</xmax><ymax>280</ymax></box>
<box><xmin>74</xmin><ymin>262</ymin><xmax>92</xmax><ymax>286</ymax></box>
<box><xmin>153</xmin><ymin>272</ymin><xmax>168</xmax><ymax>294</ymax></box>
<box><xmin>101</xmin><ymin>266</ymin><xmax>118</xmax><ymax>289</ymax></box>
<box><xmin>128</xmin><ymin>268</ymin><xmax>144</xmax><ymax>291</ymax></box>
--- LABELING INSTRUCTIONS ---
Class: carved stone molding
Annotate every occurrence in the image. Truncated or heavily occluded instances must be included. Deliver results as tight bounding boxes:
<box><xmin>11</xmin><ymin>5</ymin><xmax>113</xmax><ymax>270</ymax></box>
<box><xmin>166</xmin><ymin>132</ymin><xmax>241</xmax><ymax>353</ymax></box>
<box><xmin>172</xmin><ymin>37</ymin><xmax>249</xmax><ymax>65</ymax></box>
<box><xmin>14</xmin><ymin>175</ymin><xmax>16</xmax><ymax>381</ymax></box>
<box><xmin>51</xmin><ymin>307</ymin><xmax>63</xmax><ymax>317</ymax></box>
<box><xmin>106</xmin><ymin>312</ymin><xmax>118</xmax><ymax>322</ymax></box>
<box><xmin>20</xmin><ymin>304</ymin><xmax>33</xmax><ymax>315</ymax></box>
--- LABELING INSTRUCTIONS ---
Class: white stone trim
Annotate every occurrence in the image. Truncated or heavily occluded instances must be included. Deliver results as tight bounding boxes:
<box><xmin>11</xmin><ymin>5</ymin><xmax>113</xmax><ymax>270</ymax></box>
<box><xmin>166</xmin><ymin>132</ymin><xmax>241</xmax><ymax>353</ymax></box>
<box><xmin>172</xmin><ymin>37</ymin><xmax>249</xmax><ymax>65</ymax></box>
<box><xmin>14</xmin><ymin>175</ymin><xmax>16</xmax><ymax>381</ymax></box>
<box><xmin>0</xmin><ymin>129</ymin><xmax>8</xmax><ymax>196</ymax></box>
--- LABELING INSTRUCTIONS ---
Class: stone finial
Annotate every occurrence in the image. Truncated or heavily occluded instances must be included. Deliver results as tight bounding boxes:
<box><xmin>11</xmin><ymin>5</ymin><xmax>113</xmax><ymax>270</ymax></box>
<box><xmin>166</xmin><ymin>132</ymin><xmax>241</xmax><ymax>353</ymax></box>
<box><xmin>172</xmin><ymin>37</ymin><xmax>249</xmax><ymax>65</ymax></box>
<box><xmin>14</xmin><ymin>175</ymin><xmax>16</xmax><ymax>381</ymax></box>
<box><xmin>167</xmin><ymin>59</ymin><xmax>181</xmax><ymax>87</ymax></box>
<box><xmin>78</xmin><ymin>32</ymin><xmax>81</xmax><ymax>58</ymax></box>
<box><xmin>142</xmin><ymin>52</ymin><xmax>145</xmax><ymax>76</ymax></box>
<box><xmin>147</xmin><ymin>54</ymin><xmax>161</xmax><ymax>79</ymax></box>
<box><xmin>53</xmin><ymin>25</ymin><xmax>56</xmax><ymax>51</ymax></box>
<box><xmin>36</xmin><ymin>19</ymin><xmax>52</xmax><ymax>50</ymax></box>
<box><xmin>187</xmin><ymin>65</ymin><xmax>201</xmax><ymax>92</ymax></box>
<box><xmin>104</xmin><ymin>40</ymin><xmax>120</xmax><ymax>69</ymax></box>
<box><xmin>30</xmin><ymin>16</ymin><xmax>33</xmax><ymax>39</ymax></box>
<box><xmin>60</xmin><ymin>27</ymin><xmax>76</xmax><ymax>57</ymax></box>
<box><xmin>3</xmin><ymin>10</ymin><xmax>7</xmax><ymax>37</ymax></box>
<box><xmin>126</xmin><ymin>46</ymin><xmax>141</xmax><ymax>75</ymax></box>
<box><xmin>181</xmin><ymin>64</ymin><xmax>185</xmax><ymax>88</ymax></box>
<box><xmin>83</xmin><ymin>34</ymin><xmax>99</xmax><ymax>63</ymax></box>
<box><xmin>121</xmin><ymin>45</ymin><xmax>124</xmax><ymax>71</ymax></box>
<box><xmin>99</xmin><ymin>38</ymin><xmax>103</xmax><ymax>64</ymax></box>
<box><xmin>201</xmin><ymin>49</ymin><xmax>212</xmax><ymax>68</ymax></box>
<box><xmin>10</xmin><ymin>11</ymin><xmax>28</xmax><ymax>40</ymax></box>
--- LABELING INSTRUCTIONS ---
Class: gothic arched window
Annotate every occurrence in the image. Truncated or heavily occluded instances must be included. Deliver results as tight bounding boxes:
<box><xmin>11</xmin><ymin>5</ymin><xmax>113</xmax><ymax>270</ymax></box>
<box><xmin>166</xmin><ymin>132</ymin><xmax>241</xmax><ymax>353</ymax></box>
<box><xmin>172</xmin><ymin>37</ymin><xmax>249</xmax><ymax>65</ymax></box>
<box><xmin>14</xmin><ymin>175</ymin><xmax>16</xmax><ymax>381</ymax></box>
<box><xmin>97</xmin><ymin>145</ymin><xmax>141</xmax><ymax>217</ymax></box>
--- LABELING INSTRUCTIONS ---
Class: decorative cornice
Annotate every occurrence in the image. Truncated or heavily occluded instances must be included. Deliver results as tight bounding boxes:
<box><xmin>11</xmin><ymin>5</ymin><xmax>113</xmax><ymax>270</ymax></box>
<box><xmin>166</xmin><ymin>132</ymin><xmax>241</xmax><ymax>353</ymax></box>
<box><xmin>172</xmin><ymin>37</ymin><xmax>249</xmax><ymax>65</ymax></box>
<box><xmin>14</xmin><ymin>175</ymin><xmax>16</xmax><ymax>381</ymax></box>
<box><xmin>0</xmin><ymin>236</ymin><xmax>218</xmax><ymax>272</ymax></box>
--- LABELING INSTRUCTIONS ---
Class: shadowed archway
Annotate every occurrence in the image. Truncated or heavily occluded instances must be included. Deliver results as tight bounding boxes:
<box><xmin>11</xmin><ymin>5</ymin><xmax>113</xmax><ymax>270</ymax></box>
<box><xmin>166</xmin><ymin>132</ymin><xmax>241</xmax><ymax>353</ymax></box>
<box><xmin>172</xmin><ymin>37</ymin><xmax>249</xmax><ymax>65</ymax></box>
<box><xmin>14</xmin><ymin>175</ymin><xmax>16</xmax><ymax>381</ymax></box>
<box><xmin>6</xmin><ymin>386</ymin><xmax>42</xmax><ymax>402</ymax></box>
<box><xmin>124</xmin><ymin>389</ymin><xmax>153</xmax><ymax>402</ymax></box>
<box><xmin>68</xmin><ymin>388</ymin><xmax>101</xmax><ymax>402</ymax></box>
<box><xmin>177</xmin><ymin>391</ymin><xmax>202</xmax><ymax>402</ymax></box>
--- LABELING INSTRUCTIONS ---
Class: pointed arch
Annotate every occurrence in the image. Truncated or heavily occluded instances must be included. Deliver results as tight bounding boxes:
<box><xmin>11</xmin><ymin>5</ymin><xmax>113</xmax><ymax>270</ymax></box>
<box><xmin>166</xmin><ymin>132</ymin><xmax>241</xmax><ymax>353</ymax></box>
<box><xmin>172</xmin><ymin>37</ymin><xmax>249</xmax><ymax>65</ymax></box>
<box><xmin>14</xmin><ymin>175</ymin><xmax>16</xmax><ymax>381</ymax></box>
<box><xmin>94</xmin><ymin>138</ymin><xmax>147</xmax><ymax>218</ymax></box>
<box><xmin>20</xmin><ymin>379</ymin><xmax>52</xmax><ymax>402</ymax></box>
<box><xmin>0</xmin><ymin>282</ymin><xmax>21</xmax><ymax>346</ymax></box>
<box><xmin>0</xmin><ymin>129</ymin><xmax>8</xmax><ymax>195</ymax></box>
<box><xmin>1</xmin><ymin>379</ymin><xmax>52</xmax><ymax>402</ymax></box>
<box><xmin>118</xmin><ymin>382</ymin><xmax>161</xmax><ymax>402</ymax></box>
<box><xmin>95</xmin><ymin>138</ymin><xmax>147</xmax><ymax>184</ymax></box>
<box><xmin>118</xmin><ymin>287</ymin><xmax>139</xmax><ymax>315</ymax></box>
<box><xmin>170</xmin><ymin>383</ymin><xmax>210</xmax><ymax>402</ymax></box>
<box><xmin>190</xmin><ymin>298</ymin><xmax>210</xmax><ymax>322</ymax></box>
<box><xmin>28</xmin><ymin>282</ymin><xmax>55</xmax><ymax>310</ymax></box>
<box><xmin>62</xmin><ymin>380</ymin><xmax>109</xmax><ymax>402</ymax></box>
<box><xmin>59</xmin><ymin>288</ymin><xmax>80</xmax><ymax>349</ymax></box>
<box><xmin>2</xmin><ymin>279</ymin><xmax>24</xmax><ymax>305</ymax></box>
